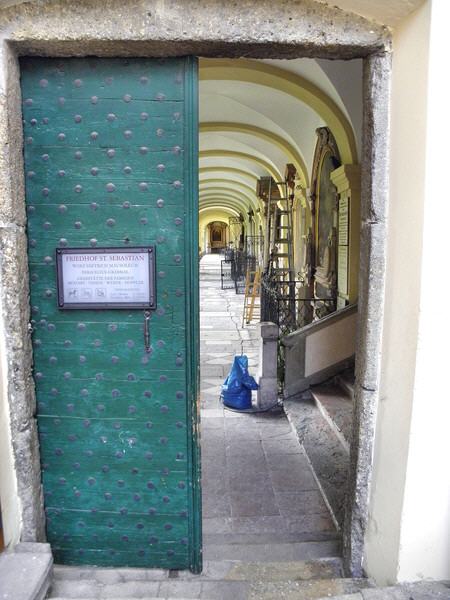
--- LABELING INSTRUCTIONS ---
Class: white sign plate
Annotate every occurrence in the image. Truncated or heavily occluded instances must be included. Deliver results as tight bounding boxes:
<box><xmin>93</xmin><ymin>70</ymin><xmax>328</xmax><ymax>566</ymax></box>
<box><xmin>56</xmin><ymin>247</ymin><xmax>156</xmax><ymax>309</ymax></box>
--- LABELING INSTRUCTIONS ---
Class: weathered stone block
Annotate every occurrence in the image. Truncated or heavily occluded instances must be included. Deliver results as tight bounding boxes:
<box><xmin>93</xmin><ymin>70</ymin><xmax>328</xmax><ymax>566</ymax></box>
<box><xmin>0</xmin><ymin>544</ymin><xmax>52</xmax><ymax>600</ymax></box>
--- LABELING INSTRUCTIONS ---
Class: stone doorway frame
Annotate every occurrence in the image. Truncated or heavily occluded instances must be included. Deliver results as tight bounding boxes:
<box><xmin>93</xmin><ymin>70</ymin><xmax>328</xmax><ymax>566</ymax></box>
<box><xmin>0</xmin><ymin>1</ymin><xmax>390</xmax><ymax>578</ymax></box>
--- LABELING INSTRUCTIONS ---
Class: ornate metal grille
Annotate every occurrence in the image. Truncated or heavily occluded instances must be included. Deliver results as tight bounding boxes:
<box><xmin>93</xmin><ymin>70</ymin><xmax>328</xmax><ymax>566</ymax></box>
<box><xmin>261</xmin><ymin>274</ymin><xmax>336</xmax><ymax>336</ymax></box>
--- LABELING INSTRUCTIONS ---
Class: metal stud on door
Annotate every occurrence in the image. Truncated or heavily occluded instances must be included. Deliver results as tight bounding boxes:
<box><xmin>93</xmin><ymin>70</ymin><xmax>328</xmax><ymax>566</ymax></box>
<box><xmin>21</xmin><ymin>57</ymin><xmax>200</xmax><ymax>570</ymax></box>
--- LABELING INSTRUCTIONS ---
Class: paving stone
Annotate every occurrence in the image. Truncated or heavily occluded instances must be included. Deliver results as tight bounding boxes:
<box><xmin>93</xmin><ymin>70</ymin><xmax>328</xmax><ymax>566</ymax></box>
<box><xmin>225</xmin><ymin>440</ymin><xmax>265</xmax><ymax>457</ymax></box>
<box><xmin>119</xmin><ymin>568</ymin><xmax>167</xmax><ymax>581</ymax></box>
<box><xmin>100</xmin><ymin>581</ymin><xmax>161</xmax><ymax>598</ymax></box>
<box><xmin>269</xmin><ymin>466</ymin><xmax>318</xmax><ymax>492</ymax></box>
<box><xmin>228</xmin><ymin>471</ymin><xmax>271</xmax><ymax>492</ymax></box>
<box><xmin>229</xmin><ymin>515</ymin><xmax>287</xmax><ymax>534</ymax></box>
<box><xmin>261</xmin><ymin>439</ymin><xmax>303</xmax><ymax>454</ymax></box>
<box><xmin>49</xmin><ymin>580</ymin><xmax>101</xmax><ymax>598</ymax></box>
<box><xmin>265</xmin><ymin>453</ymin><xmax>311</xmax><ymax>473</ymax></box>
<box><xmin>202</xmin><ymin>495</ymin><xmax>232</xmax><ymax>518</ymax></box>
<box><xmin>230</xmin><ymin>489</ymin><xmax>279</xmax><ymax>518</ymax></box>
<box><xmin>226</xmin><ymin>454</ymin><xmax>268</xmax><ymax>474</ymax></box>
<box><xmin>221</xmin><ymin>558</ymin><xmax>343</xmax><ymax>582</ymax></box>
<box><xmin>285</xmin><ymin>513</ymin><xmax>337</xmax><ymax>534</ymax></box>
<box><xmin>202</xmin><ymin>517</ymin><xmax>233</xmax><ymax>534</ymax></box>
<box><xmin>200</xmin><ymin>365</ymin><xmax>227</xmax><ymax>377</ymax></box>
<box><xmin>248</xmin><ymin>577</ymin><xmax>370</xmax><ymax>600</ymax></box>
<box><xmin>93</xmin><ymin>570</ymin><xmax>122</xmax><ymax>584</ymax></box>
<box><xmin>200</xmin><ymin>410</ymin><xmax>224</xmax><ymax>419</ymax></box>
<box><xmin>158</xmin><ymin>580</ymin><xmax>202</xmax><ymax>598</ymax></box>
<box><xmin>224</xmin><ymin>428</ymin><xmax>262</xmax><ymax>443</ymax></box>
<box><xmin>53</xmin><ymin>566</ymin><xmax>98</xmax><ymax>581</ymax></box>
<box><xmin>200</xmin><ymin>580</ymin><xmax>250</xmax><ymax>599</ymax></box>
<box><xmin>275</xmin><ymin>491</ymin><xmax>329</xmax><ymax>515</ymax></box>
<box><xmin>361</xmin><ymin>581</ymin><xmax>450</xmax><ymax>599</ymax></box>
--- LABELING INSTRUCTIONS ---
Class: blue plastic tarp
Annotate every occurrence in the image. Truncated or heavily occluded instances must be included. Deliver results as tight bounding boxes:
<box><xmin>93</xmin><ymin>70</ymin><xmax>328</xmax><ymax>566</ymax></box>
<box><xmin>221</xmin><ymin>355</ymin><xmax>259</xmax><ymax>410</ymax></box>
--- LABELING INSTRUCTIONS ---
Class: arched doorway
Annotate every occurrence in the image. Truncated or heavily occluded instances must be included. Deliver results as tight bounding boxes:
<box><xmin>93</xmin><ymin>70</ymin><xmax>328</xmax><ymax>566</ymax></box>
<box><xmin>208</xmin><ymin>220</ymin><xmax>228</xmax><ymax>253</ymax></box>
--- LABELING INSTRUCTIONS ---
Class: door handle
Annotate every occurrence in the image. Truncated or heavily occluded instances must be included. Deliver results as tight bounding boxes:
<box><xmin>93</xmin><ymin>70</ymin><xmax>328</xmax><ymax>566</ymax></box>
<box><xmin>143</xmin><ymin>310</ymin><xmax>151</xmax><ymax>353</ymax></box>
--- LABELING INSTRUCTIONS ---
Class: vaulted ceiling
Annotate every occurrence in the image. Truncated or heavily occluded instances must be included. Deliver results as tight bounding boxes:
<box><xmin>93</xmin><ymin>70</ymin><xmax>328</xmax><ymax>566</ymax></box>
<box><xmin>199</xmin><ymin>57</ymin><xmax>362</xmax><ymax>221</ymax></box>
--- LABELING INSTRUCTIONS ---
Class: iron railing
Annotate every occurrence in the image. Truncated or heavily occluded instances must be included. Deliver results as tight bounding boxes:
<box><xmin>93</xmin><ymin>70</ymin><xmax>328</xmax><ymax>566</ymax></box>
<box><xmin>261</xmin><ymin>275</ymin><xmax>336</xmax><ymax>336</ymax></box>
<box><xmin>221</xmin><ymin>247</ymin><xmax>259</xmax><ymax>294</ymax></box>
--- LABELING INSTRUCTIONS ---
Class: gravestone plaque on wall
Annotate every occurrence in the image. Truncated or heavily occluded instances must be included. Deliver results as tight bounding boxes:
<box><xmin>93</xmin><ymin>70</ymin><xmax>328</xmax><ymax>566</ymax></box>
<box><xmin>338</xmin><ymin>196</ymin><xmax>349</xmax><ymax>246</ymax></box>
<box><xmin>56</xmin><ymin>247</ymin><xmax>156</xmax><ymax>309</ymax></box>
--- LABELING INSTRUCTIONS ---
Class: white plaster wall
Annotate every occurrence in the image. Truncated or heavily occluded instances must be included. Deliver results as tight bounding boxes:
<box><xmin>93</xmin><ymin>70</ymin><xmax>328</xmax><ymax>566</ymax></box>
<box><xmin>304</xmin><ymin>312</ymin><xmax>357</xmax><ymax>377</ymax></box>
<box><xmin>365</xmin><ymin>0</ymin><xmax>450</xmax><ymax>584</ymax></box>
<box><xmin>396</xmin><ymin>0</ymin><xmax>450</xmax><ymax>581</ymax></box>
<box><xmin>316</xmin><ymin>58</ymin><xmax>363</xmax><ymax>160</ymax></box>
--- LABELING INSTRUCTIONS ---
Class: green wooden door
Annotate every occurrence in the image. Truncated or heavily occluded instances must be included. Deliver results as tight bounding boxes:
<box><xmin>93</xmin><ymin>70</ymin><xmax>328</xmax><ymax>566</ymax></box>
<box><xmin>21</xmin><ymin>57</ymin><xmax>200</xmax><ymax>570</ymax></box>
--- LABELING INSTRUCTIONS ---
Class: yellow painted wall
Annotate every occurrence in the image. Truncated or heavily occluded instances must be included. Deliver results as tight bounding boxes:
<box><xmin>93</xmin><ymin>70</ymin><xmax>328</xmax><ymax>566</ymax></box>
<box><xmin>199</xmin><ymin>209</ymin><xmax>234</xmax><ymax>252</ymax></box>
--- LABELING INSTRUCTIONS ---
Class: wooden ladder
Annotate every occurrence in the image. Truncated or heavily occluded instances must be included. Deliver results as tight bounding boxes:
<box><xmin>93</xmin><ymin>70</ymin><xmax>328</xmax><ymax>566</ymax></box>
<box><xmin>242</xmin><ymin>269</ymin><xmax>261</xmax><ymax>326</ymax></box>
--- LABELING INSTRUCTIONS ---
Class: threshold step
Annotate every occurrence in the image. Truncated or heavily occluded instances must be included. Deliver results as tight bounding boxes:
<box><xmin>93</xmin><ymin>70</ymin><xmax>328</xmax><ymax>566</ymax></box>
<box><xmin>49</xmin><ymin>578</ymin><xmax>373</xmax><ymax>600</ymax></box>
<box><xmin>310</xmin><ymin>382</ymin><xmax>353</xmax><ymax>453</ymax></box>
<box><xmin>204</xmin><ymin>539</ymin><xmax>341</xmax><ymax>562</ymax></box>
<box><xmin>0</xmin><ymin>543</ymin><xmax>53</xmax><ymax>600</ymax></box>
<box><xmin>52</xmin><ymin>557</ymin><xmax>344</xmax><ymax>584</ymax></box>
<box><xmin>284</xmin><ymin>393</ymin><xmax>350</xmax><ymax>528</ymax></box>
<box><xmin>334</xmin><ymin>368</ymin><xmax>355</xmax><ymax>399</ymax></box>
<box><xmin>49</xmin><ymin>560</ymin><xmax>375</xmax><ymax>600</ymax></box>
<box><xmin>204</xmin><ymin>530</ymin><xmax>340</xmax><ymax>546</ymax></box>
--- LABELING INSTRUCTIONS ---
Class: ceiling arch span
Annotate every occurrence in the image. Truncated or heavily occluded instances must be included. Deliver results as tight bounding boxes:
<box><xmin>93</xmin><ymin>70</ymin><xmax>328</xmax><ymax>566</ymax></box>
<box><xmin>200</xmin><ymin>59</ymin><xmax>358</xmax><ymax>165</ymax></box>
<box><xmin>199</xmin><ymin>177</ymin><xmax>257</xmax><ymax>198</ymax></box>
<box><xmin>200</xmin><ymin>200</ymin><xmax>249</xmax><ymax>215</ymax></box>
<box><xmin>199</xmin><ymin>206</ymin><xmax>240</xmax><ymax>217</ymax></box>
<box><xmin>199</xmin><ymin>180</ymin><xmax>258</xmax><ymax>201</ymax></box>
<box><xmin>199</xmin><ymin>191</ymin><xmax>254</xmax><ymax>212</ymax></box>
<box><xmin>200</xmin><ymin>122</ymin><xmax>308</xmax><ymax>186</ymax></box>
<box><xmin>200</xmin><ymin>166</ymin><xmax>259</xmax><ymax>184</ymax></box>
<box><xmin>199</xmin><ymin>186</ymin><xmax>258</xmax><ymax>213</ymax></box>
<box><xmin>200</xmin><ymin>159</ymin><xmax>263</xmax><ymax>180</ymax></box>
<box><xmin>199</xmin><ymin>193</ymin><xmax>254</xmax><ymax>214</ymax></box>
<box><xmin>199</xmin><ymin>150</ymin><xmax>283</xmax><ymax>183</ymax></box>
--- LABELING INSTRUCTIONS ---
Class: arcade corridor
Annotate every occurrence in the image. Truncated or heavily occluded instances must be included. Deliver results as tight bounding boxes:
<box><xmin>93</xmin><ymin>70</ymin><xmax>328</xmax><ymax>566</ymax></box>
<box><xmin>199</xmin><ymin>254</ymin><xmax>339</xmax><ymax>562</ymax></box>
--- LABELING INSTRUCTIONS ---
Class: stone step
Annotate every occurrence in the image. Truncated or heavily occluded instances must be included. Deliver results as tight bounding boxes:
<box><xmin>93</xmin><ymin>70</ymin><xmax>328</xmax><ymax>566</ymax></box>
<box><xmin>0</xmin><ymin>542</ymin><xmax>53</xmax><ymax>600</ymax></box>
<box><xmin>334</xmin><ymin>368</ymin><xmax>355</xmax><ymax>399</ymax></box>
<box><xmin>204</xmin><ymin>539</ymin><xmax>341</xmax><ymax>562</ymax></box>
<box><xmin>49</xmin><ymin>575</ymin><xmax>373</xmax><ymax>600</ymax></box>
<box><xmin>316</xmin><ymin>580</ymin><xmax>450</xmax><ymax>600</ymax></box>
<box><xmin>51</xmin><ymin>557</ymin><xmax>343</xmax><ymax>584</ymax></box>
<box><xmin>284</xmin><ymin>393</ymin><xmax>350</xmax><ymax>528</ymax></box>
<box><xmin>48</xmin><ymin>558</ymin><xmax>374</xmax><ymax>599</ymax></box>
<box><xmin>310</xmin><ymin>382</ymin><xmax>353</xmax><ymax>453</ymax></box>
<box><xmin>203</xmin><ymin>530</ymin><xmax>340</xmax><ymax>546</ymax></box>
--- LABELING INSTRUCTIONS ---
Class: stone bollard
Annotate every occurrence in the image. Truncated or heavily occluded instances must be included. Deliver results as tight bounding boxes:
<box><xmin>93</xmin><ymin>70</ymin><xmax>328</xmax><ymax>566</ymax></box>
<box><xmin>256</xmin><ymin>322</ymin><xmax>279</xmax><ymax>409</ymax></box>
